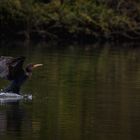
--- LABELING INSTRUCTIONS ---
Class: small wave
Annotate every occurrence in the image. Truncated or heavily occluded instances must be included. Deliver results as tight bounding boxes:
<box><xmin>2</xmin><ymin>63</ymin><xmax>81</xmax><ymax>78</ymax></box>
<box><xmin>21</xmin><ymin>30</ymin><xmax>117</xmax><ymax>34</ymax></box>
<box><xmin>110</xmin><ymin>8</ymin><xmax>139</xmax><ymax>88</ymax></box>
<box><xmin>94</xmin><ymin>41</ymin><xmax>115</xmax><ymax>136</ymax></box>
<box><xmin>0</xmin><ymin>92</ymin><xmax>32</xmax><ymax>104</ymax></box>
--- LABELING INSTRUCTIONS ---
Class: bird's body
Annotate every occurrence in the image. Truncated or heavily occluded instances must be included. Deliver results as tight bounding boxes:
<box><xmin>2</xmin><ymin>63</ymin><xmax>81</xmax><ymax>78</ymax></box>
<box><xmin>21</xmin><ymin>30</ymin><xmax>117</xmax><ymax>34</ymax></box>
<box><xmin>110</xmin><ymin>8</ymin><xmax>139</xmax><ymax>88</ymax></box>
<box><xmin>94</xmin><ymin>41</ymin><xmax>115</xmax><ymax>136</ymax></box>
<box><xmin>0</xmin><ymin>56</ymin><xmax>43</xmax><ymax>94</ymax></box>
<box><xmin>3</xmin><ymin>71</ymin><xmax>28</xmax><ymax>94</ymax></box>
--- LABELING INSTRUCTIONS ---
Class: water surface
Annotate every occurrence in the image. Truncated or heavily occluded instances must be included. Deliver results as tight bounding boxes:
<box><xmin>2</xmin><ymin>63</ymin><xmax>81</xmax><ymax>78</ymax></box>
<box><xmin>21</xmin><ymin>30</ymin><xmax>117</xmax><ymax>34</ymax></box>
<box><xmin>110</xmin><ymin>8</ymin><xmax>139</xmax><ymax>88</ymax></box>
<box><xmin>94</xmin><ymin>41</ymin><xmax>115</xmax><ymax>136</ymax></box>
<box><xmin>0</xmin><ymin>41</ymin><xmax>140</xmax><ymax>140</ymax></box>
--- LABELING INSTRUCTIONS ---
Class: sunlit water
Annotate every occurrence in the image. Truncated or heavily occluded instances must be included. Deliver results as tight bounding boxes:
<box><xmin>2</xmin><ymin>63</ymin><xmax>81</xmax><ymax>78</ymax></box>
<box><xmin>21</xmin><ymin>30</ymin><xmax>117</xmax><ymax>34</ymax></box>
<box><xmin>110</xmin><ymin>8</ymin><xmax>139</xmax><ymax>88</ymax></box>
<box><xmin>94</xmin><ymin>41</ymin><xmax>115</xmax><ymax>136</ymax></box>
<box><xmin>0</xmin><ymin>41</ymin><xmax>140</xmax><ymax>140</ymax></box>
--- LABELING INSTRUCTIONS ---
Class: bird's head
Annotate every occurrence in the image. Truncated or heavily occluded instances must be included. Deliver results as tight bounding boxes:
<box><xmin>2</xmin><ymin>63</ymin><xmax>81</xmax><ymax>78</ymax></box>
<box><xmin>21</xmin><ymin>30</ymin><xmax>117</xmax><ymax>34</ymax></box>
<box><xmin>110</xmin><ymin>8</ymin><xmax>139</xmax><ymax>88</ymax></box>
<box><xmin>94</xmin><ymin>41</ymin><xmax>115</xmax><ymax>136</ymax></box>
<box><xmin>25</xmin><ymin>63</ymin><xmax>43</xmax><ymax>76</ymax></box>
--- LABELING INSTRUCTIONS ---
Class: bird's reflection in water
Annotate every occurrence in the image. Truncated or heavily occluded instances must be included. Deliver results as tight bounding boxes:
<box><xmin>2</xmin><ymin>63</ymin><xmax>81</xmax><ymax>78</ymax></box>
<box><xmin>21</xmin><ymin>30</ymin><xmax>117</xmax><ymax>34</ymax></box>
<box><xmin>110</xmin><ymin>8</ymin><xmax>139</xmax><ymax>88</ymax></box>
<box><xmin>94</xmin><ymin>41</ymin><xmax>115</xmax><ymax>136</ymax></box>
<box><xmin>0</xmin><ymin>101</ymin><xmax>32</xmax><ymax>136</ymax></box>
<box><xmin>6</xmin><ymin>101</ymin><xmax>24</xmax><ymax>134</ymax></box>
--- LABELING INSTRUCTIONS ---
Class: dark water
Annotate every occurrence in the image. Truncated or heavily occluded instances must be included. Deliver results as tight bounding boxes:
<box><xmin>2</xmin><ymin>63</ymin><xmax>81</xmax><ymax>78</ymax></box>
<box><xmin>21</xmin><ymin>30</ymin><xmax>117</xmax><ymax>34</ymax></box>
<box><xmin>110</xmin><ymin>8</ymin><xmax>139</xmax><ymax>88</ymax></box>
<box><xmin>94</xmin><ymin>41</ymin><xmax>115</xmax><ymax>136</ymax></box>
<box><xmin>0</xmin><ymin>41</ymin><xmax>140</xmax><ymax>140</ymax></box>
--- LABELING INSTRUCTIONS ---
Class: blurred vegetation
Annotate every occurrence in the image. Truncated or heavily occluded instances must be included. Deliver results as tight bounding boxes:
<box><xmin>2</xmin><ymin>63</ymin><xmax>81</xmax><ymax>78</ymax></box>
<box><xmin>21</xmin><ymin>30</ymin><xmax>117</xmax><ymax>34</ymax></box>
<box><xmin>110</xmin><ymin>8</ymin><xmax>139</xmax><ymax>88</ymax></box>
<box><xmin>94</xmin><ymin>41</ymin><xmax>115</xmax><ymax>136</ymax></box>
<box><xmin>1</xmin><ymin>0</ymin><xmax>140</xmax><ymax>40</ymax></box>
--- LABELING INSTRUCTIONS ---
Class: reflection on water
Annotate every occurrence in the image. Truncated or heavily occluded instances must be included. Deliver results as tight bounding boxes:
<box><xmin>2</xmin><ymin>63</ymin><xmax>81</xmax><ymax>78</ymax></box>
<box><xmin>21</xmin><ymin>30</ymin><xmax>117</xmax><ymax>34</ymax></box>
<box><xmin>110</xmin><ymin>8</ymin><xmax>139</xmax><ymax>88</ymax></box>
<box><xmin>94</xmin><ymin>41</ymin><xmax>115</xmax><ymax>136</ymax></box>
<box><xmin>0</xmin><ymin>101</ymin><xmax>32</xmax><ymax>140</ymax></box>
<box><xmin>0</xmin><ymin>41</ymin><xmax>140</xmax><ymax>140</ymax></box>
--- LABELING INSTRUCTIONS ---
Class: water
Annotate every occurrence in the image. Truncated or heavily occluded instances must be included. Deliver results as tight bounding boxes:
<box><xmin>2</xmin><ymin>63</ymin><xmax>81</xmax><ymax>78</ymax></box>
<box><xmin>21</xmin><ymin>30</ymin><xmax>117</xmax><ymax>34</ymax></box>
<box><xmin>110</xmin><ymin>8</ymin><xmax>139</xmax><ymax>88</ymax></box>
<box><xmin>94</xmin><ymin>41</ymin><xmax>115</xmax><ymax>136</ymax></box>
<box><xmin>0</xmin><ymin>41</ymin><xmax>140</xmax><ymax>140</ymax></box>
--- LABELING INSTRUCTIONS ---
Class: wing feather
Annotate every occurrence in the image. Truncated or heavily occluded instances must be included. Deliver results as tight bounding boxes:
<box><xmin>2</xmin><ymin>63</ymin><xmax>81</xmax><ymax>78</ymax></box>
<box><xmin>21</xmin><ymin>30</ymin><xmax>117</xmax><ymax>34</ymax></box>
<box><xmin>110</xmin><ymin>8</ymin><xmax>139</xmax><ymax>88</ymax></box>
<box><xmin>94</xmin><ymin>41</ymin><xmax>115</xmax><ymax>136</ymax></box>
<box><xmin>0</xmin><ymin>56</ymin><xmax>13</xmax><ymax>79</ymax></box>
<box><xmin>0</xmin><ymin>56</ymin><xmax>26</xmax><ymax>80</ymax></box>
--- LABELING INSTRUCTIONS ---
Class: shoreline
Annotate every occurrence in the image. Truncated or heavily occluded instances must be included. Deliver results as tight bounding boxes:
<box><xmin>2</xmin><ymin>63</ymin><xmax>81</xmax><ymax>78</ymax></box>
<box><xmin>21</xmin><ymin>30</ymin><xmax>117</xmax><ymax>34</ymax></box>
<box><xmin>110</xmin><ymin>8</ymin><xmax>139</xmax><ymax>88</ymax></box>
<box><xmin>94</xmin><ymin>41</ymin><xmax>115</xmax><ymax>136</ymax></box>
<box><xmin>1</xmin><ymin>29</ymin><xmax>140</xmax><ymax>43</ymax></box>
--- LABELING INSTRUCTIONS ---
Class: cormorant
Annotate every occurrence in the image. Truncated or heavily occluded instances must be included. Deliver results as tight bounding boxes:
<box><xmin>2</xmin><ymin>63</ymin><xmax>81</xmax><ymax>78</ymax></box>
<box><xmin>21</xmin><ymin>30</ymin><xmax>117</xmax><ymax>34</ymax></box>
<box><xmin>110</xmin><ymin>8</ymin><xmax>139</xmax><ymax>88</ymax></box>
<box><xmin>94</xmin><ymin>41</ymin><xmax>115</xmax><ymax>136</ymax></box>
<box><xmin>0</xmin><ymin>56</ymin><xmax>43</xmax><ymax>94</ymax></box>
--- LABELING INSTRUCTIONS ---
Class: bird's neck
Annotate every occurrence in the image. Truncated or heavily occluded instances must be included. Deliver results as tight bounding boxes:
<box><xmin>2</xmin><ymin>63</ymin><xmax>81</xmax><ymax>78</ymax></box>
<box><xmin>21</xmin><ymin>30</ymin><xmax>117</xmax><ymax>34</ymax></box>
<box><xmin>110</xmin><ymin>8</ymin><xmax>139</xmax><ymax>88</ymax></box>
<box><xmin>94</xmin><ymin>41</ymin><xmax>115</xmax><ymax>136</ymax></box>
<box><xmin>26</xmin><ymin>71</ymin><xmax>32</xmax><ymax>77</ymax></box>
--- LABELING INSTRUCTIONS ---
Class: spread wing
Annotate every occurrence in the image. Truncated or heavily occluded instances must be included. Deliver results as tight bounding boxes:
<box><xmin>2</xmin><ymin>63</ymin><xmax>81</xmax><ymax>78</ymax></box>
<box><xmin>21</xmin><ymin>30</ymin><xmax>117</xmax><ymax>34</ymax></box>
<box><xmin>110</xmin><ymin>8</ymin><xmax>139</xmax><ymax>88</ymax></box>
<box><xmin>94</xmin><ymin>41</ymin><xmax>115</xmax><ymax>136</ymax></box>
<box><xmin>0</xmin><ymin>56</ymin><xmax>13</xmax><ymax>79</ymax></box>
<box><xmin>0</xmin><ymin>56</ymin><xmax>26</xmax><ymax>80</ymax></box>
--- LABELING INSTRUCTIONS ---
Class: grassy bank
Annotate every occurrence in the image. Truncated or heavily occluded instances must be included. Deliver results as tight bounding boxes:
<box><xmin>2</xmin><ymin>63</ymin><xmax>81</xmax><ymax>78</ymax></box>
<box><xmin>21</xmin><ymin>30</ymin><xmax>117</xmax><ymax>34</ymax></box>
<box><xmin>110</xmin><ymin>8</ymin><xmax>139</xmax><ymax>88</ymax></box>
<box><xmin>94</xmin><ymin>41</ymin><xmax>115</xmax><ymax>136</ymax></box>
<box><xmin>1</xmin><ymin>0</ymin><xmax>140</xmax><ymax>41</ymax></box>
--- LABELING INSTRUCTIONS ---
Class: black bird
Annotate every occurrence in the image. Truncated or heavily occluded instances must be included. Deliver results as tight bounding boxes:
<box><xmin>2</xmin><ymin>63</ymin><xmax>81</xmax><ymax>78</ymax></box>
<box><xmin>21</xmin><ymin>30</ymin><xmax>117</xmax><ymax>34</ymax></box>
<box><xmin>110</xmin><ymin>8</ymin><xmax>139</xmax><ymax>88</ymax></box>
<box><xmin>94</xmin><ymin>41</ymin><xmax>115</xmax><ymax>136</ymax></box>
<box><xmin>0</xmin><ymin>56</ymin><xmax>43</xmax><ymax>94</ymax></box>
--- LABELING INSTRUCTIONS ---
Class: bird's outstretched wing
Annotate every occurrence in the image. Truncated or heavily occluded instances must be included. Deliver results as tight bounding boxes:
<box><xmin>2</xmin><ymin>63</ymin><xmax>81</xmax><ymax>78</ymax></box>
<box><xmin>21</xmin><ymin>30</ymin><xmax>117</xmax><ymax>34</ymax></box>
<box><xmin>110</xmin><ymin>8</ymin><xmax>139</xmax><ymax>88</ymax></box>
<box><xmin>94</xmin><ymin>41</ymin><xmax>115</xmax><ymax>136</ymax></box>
<box><xmin>0</xmin><ymin>56</ymin><xmax>26</xmax><ymax>80</ymax></box>
<box><xmin>0</xmin><ymin>56</ymin><xmax>13</xmax><ymax>79</ymax></box>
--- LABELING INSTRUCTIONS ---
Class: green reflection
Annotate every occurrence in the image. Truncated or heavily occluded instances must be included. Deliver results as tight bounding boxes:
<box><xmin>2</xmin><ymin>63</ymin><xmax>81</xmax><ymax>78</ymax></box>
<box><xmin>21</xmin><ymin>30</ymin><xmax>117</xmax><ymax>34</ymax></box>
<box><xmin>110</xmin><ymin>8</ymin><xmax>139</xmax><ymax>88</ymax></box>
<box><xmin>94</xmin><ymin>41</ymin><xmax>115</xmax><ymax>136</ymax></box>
<box><xmin>0</xmin><ymin>41</ymin><xmax>140</xmax><ymax>140</ymax></box>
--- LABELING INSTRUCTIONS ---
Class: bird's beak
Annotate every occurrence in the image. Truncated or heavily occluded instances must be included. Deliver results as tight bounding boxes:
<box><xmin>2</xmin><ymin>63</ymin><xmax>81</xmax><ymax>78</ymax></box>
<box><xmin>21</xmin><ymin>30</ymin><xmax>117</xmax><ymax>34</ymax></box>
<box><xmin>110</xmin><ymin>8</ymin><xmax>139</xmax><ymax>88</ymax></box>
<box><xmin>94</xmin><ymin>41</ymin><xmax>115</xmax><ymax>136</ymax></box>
<box><xmin>33</xmin><ymin>64</ymin><xmax>43</xmax><ymax>68</ymax></box>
